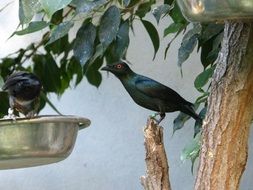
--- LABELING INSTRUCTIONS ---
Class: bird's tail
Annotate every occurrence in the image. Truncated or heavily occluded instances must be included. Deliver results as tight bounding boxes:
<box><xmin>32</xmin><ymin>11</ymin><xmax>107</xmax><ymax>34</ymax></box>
<box><xmin>180</xmin><ymin>102</ymin><xmax>202</xmax><ymax>122</ymax></box>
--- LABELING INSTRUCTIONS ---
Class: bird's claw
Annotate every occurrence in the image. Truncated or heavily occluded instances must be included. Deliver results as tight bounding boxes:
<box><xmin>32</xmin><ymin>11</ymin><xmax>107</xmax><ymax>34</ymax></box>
<box><xmin>149</xmin><ymin>112</ymin><xmax>165</xmax><ymax>124</ymax></box>
<box><xmin>149</xmin><ymin>113</ymin><xmax>159</xmax><ymax>119</ymax></box>
<box><xmin>149</xmin><ymin>113</ymin><xmax>160</xmax><ymax>124</ymax></box>
<box><xmin>3</xmin><ymin>108</ymin><xmax>17</xmax><ymax>121</ymax></box>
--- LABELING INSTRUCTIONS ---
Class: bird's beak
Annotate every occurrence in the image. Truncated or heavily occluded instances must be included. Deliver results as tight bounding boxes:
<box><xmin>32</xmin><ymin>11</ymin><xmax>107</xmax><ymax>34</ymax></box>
<box><xmin>101</xmin><ymin>65</ymin><xmax>112</xmax><ymax>72</ymax></box>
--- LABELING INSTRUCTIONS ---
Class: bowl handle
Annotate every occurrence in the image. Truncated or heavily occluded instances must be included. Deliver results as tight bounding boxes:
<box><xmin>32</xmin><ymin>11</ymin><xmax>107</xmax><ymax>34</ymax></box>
<box><xmin>78</xmin><ymin>118</ymin><xmax>91</xmax><ymax>130</ymax></box>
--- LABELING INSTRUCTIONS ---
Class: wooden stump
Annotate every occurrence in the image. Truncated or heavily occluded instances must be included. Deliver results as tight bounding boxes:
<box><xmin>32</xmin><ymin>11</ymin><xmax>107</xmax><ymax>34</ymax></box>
<box><xmin>141</xmin><ymin>119</ymin><xmax>171</xmax><ymax>190</ymax></box>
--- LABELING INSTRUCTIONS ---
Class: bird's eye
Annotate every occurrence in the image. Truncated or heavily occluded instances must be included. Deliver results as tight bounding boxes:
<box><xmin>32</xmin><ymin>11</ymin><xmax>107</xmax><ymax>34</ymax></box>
<box><xmin>116</xmin><ymin>64</ymin><xmax>122</xmax><ymax>69</ymax></box>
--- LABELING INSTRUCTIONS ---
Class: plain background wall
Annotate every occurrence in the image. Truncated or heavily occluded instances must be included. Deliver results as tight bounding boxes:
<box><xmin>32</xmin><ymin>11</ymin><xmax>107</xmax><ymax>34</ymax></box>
<box><xmin>0</xmin><ymin>1</ymin><xmax>253</xmax><ymax>190</ymax></box>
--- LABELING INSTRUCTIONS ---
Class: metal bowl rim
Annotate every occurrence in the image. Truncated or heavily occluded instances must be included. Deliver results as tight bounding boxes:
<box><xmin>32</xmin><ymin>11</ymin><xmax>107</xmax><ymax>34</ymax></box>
<box><xmin>0</xmin><ymin>115</ymin><xmax>91</xmax><ymax>128</ymax></box>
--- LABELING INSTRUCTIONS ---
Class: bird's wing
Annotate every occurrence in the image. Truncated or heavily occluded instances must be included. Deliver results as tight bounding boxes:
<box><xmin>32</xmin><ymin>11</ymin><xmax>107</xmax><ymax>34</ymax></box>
<box><xmin>2</xmin><ymin>72</ymin><xmax>31</xmax><ymax>90</ymax></box>
<box><xmin>135</xmin><ymin>76</ymin><xmax>191</xmax><ymax>105</ymax></box>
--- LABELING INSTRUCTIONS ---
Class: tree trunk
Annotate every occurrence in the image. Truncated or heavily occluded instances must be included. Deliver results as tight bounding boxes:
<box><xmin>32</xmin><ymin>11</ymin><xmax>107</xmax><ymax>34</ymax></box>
<box><xmin>141</xmin><ymin>119</ymin><xmax>171</xmax><ymax>190</ymax></box>
<box><xmin>195</xmin><ymin>21</ymin><xmax>253</xmax><ymax>190</ymax></box>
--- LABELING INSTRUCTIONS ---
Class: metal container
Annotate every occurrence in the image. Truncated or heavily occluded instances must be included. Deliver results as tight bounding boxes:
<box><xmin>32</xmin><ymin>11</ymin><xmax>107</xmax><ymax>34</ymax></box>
<box><xmin>0</xmin><ymin>115</ymin><xmax>90</xmax><ymax>169</ymax></box>
<box><xmin>176</xmin><ymin>0</ymin><xmax>253</xmax><ymax>22</ymax></box>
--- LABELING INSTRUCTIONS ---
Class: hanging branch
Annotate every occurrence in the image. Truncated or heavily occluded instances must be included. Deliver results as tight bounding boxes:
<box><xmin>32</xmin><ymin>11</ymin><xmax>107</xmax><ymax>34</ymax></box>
<box><xmin>140</xmin><ymin>118</ymin><xmax>172</xmax><ymax>190</ymax></box>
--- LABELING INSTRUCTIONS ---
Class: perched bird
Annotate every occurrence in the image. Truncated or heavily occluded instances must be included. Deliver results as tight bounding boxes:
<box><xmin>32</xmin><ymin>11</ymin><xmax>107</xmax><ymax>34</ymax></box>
<box><xmin>2</xmin><ymin>71</ymin><xmax>42</xmax><ymax>118</ymax></box>
<box><xmin>101</xmin><ymin>61</ymin><xmax>201</xmax><ymax>123</ymax></box>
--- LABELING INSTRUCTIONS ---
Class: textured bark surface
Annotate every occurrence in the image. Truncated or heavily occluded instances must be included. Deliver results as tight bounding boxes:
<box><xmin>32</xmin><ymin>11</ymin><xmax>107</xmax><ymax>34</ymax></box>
<box><xmin>195</xmin><ymin>22</ymin><xmax>253</xmax><ymax>190</ymax></box>
<box><xmin>141</xmin><ymin>119</ymin><xmax>171</xmax><ymax>190</ymax></box>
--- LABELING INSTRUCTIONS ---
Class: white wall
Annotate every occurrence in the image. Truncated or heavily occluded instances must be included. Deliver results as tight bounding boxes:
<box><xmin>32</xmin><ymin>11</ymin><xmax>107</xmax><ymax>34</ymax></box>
<box><xmin>0</xmin><ymin>1</ymin><xmax>253</xmax><ymax>190</ymax></box>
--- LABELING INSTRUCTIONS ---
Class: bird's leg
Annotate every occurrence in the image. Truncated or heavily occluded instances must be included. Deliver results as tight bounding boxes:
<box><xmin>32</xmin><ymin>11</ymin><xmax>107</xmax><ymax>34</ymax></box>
<box><xmin>157</xmin><ymin>113</ymin><xmax>166</xmax><ymax>124</ymax></box>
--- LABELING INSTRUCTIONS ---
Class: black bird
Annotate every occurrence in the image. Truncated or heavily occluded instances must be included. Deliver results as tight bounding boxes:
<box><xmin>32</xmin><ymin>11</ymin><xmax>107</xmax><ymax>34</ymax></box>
<box><xmin>2</xmin><ymin>71</ymin><xmax>42</xmax><ymax>118</ymax></box>
<box><xmin>101</xmin><ymin>61</ymin><xmax>201</xmax><ymax>123</ymax></box>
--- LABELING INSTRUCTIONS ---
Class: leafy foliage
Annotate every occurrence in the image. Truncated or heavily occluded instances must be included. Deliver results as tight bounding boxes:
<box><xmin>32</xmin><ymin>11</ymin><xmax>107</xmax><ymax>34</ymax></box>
<box><xmin>73</xmin><ymin>22</ymin><xmax>96</xmax><ymax>66</ymax></box>
<box><xmin>39</xmin><ymin>0</ymin><xmax>73</xmax><ymax>18</ymax></box>
<box><xmin>99</xmin><ymin>6</ymin><xmax>121</xmax><ymax>49</ymax></box>
<box><xmin>11</xmin><ymin>21</ymin><xmax>49</xmax><ymax>36</ymax></box>
<box><xmin>141</xmin><ymin>19</ymin><xmax>160</xmax><ymax>60</ymax></box>
<box><xmin>46</xmin><ymin>21</ymin><xmax>74</xmax><ymax>45</ymax></box>
<box><xmin>0</xmin><ymin>0</ymin><xmax>224</xmax><ymax>169</ymax></box>
<box><xmin>181</xmin><ymin>132</ymin><xmax>201</xmax><ymax>173</ymax></box>
<box><xmin>152</xmin><ymin>4</ymin><xmax>171</xmax><ymax>24</ymax></box>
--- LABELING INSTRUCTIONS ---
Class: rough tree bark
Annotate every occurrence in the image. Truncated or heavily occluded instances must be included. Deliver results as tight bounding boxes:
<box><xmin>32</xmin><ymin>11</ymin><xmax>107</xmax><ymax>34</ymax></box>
<box><xmin>141</xmin><ymin>119</ymin><xmax>171</xmax><ymax>190</ymax></box>
<box><xmin>195</xmin><ymin>21</ymin><xmax>253</xmax><ymax>190</ymax></box>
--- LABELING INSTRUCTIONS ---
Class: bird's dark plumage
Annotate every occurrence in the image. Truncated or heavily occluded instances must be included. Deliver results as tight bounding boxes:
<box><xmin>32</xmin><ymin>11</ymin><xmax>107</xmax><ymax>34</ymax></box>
<box><xmin>101</xmin><ymin>61</ymin><xmax>201</xmax><ymax>123</ymax></box>
<box><xmin>2</xmin><ymin>71</ymin><xmax>42</xmax><ymax>117</ymax></box>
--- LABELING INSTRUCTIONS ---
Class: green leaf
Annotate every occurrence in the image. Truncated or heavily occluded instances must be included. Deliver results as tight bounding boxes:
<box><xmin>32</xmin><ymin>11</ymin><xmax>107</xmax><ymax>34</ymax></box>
<box><xmin>173</xmin><ymin>112</ymin><xmax>190</xmax><ymax>134</ymax></box>
<box><xmin>113</xmin><ymin>20</ymin><xmax>130</xmax><ymax>60</ymax></box>
<box><xmin>181</xmin><ymin>133</ymin><xmax>201</xmax><ymax>161</ymax></box>
<box><xmin>194</xmin><ymin>107</ymin><xmax>206</xmax><ymax>137</ymax></box>
<box><xmin>19</xmin><ymin>0</ymin><xmax>41</xmax><ymax>24</ymax></box>
<box><xmin>67</xmin><ymin>57</ymin><xmax>83</xmax><ymax>86</ymax></box>
<box><xmin>200</xmin><ymin>32</ymin><xmax>222</xmax><ymax>68</ymax></box>
<box><xmin>85</xmin><ymin>58</ymin><xmax>103</xmax><ymax>87</ymax></box>
<box><xmin>173</xmin><ymin>103</ymin><xmax>199</xmax><ymax>134</ymax></box>
<box><xmin>72</xmin><ymin>0</ymin><xmax>107</xmax><ymax>14</ymax></box>
<box><xmin>141</xmin><ymin>20</ymin><xmax>160</xmax><ymax>60</ymax></box>
<box><xmin>0</xmin><ymin>58</ymin><xmax>16</xmax><ymax>77</ymax></box>
<box><xmin>181</xmin><ymin>132</ymin><xmax>201</xmax><ymax>173</ymax></box>
<box><xmin>0</xmin><ymin>92</ymin><xmax>9</xmax><ymax>117</ymax></box>
<box><xmin>178</xmin><ymin>34</ymin><xmax>198</xmax><ymax>67</ymax></box>
<box><xmin>0</xmin><ymin>75</ymin><xmax>4</xmax><ymax>90</ymax></box>
<box><xmin>200</xmin><ymin>38</ymin><xmax>216</xmax><ymax>68</ymax></box>
<box><xmin>123</xmin><ymin>0</ymin><xmax>130</xmax><ymax>7</ymax></box>
<box><xmin>126</xmin><ymin>0</ymin><xmax>140</xmax><ymax>8</ymax></box>
<box><xmin>74</xmin><ymin>22</ymin><xmax>96</xmax><ymax>66</ymax></box>
<box><xmin>45</xmin><ymin>35</ymin><xmax>70</xmax><ymax>55</ymax></box>
<box><xmin>152</xmin><ymin>4</ymin><xmax>171</xmax><ymax>24</ymax></box>
<box><xmin>183</xmin><ymin>24</ymin><xmax>202</xmax><ymax>41</ymax></box>
<box><xmin>175</xmin><ymin>24</ymin><xmax>202</xmax><ymax>66</ymax></box>
<box><xmin>99</xmin><ymin>6</ymin><xmax>121</xmax><ymax>48</ymax></box>
<box><xmin>169</xmin><ymin>2</ymin><xmax>187</xmax><ymax>24</ymax></box>
<box><xmin>90</xmin><ymin>44</ymin><xmax>105</xmax><ymax>63</ymax></box>
<box><xmin>164</xmin><ymin>0</ymin><xmax>174</xmax><ymax>5</ymax></box>
<box><xmin>164</xmin><ymin>22</ymin><xmax>184</xmax><ymax>37</ymax></box>
<box><xmin>164</xmin><ymin>30</ymin><xmax>182</xmax><ymax>59</ymax></box>
<box><xmin>194</xmin><ymin>66</ymin><xmax>215</xmax><ymax>89</ymax></box>
<box><xmin>200</xmin><ymin>24</ymin><xmax>224</xmax><ymax>44</ymax></box>
<box><xmin>195</xmin><ymin>92</ymin><xmax>209</xmax><ymax>104</ymax></box>
<box><xmin>136</xmin><ymin>2</ymin><xmax>153</xmax><ymax>18</ymax></box>
<box><xmin>212</xmin><ymin>32</ymin><xmax>223</xmax><ymax>50</ymax></box>
<box><xmin>41</xmin><ymin>92</ymin><xmax>62</xmax><ymax>115</ymax></box>
<box><xmin>13</xmin><ymin>21</ymin><xmax>49</xmax><ymax>36</ymax></box>
<box><xmin>39</xmin><ymin>0</ymin><xmax>72</xmax><ymax>18</ymax></box>
<box><xmin>50</xmin><ymin>9</ymin><xmax>64</xmax><ymax>25</ymax></box>
<box><xmin>33</xmin><ymin>54</ymin><xmax>61</xmax><ymax>93</ymax></box>
<box><xmin>46</xmin><ymin>21</ymin><xmax>74</xmax><ymax>46</ymax></box>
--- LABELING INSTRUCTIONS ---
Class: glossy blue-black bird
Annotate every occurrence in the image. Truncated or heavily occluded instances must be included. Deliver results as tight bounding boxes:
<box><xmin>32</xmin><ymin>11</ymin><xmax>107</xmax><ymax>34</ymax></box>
<box><xmin>2</xmin><ymin>71</ymin><xmax>42</xmax><ymax>118</ymax></box>
<box><xmin>101</xmin><ymin>61</ymin><xmax>201</xmax><ymax>123</ymax></box>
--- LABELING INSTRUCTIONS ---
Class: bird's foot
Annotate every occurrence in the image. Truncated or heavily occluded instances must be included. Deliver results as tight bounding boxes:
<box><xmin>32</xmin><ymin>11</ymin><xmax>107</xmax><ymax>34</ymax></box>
<box><xmin>149</xmin><ymin>113</ymin><xmax>165</xmax><ymax>124</ymax></box>
<box><xmin>3</xmin><ymin>108</ymin><xmax>17</xmax><ymax>121</ymax></box>
<box><xmin>149</xmin><ymin>113</ymin><xmax>159</xmax><ymax>122</ymax></box>
<box><xmin>24</xmin><ymin>111</ymin><xmax>36</xmax><ymax>119</ymax></box>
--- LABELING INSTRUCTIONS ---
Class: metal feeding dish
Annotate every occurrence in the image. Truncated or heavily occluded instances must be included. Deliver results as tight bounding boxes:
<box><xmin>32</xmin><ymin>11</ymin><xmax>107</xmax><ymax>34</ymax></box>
<box><xmin>0</xmin><ymin>115</ymin><xmax>90</xmax><ymax>169</ymax></box>
<box><xmin>176</xmin><ymin>0</ymin><xmax>253</xmax><ymax>22</ymax></box>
